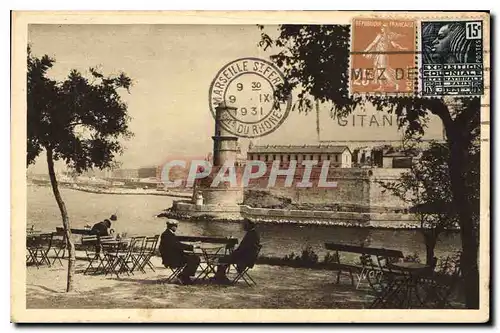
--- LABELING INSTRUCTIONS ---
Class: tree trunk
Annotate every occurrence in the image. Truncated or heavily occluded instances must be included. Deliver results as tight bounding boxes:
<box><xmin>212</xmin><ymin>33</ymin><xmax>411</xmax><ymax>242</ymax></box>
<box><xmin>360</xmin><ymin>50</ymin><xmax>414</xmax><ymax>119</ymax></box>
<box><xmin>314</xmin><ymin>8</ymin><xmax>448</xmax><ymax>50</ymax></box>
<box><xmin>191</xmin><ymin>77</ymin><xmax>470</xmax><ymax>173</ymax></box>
<box><xmin>46</xmin><ymin>148</ymin><xmax>76</xmax><ymax>292</ymax></box>
<box><xmin>423</xmin><ymin>232</ymin><xmax>437</xmax><ymax>268</ymax></box>
<box><xmin>435</xmin><ymin>98</ymin><xmax>480</xmax><ymax>309</ymax></box>
<box><xmin>447</xmin><ymin>133</ymin><xmax>479</xmax><ymax>309</ymax></box>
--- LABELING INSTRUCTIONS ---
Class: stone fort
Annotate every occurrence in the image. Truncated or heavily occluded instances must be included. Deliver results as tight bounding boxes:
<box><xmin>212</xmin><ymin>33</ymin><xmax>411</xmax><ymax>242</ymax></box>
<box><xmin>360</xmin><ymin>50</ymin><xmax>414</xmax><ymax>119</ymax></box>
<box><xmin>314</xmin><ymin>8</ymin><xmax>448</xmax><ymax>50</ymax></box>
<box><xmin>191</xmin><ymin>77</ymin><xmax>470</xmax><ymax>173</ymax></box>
<box><xmin>169</xmin><ymin>104</ymin><xmax>416</xmax><ymax>227</ymax></box>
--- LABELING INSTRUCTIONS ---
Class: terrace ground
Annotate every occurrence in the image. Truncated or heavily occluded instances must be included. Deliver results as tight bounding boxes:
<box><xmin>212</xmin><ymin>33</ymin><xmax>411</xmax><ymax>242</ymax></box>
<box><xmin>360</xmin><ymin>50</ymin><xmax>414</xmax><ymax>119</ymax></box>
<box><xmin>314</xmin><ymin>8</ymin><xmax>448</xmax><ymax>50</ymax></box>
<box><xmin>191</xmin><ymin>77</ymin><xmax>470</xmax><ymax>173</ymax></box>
<box><xmin>26</xmin><ymin>254</ymin><xmax>375</xmax><ymax>309</ymax></box>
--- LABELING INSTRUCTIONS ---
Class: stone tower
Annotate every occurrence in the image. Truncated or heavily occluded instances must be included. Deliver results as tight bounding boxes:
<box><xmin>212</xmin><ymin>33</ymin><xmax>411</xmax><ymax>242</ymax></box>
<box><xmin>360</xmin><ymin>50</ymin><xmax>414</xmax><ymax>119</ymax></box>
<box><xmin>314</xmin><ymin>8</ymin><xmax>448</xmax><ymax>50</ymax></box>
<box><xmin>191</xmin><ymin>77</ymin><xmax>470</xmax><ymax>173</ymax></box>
<box><xmin>212</xmin><ymin>103</ymin><xmax>239</xmax><ymax>166</ymax></box>
<box><xmin>199</xmin><ymin>103</ymin><xmax>244</xmax><ymax>207</ymax></box>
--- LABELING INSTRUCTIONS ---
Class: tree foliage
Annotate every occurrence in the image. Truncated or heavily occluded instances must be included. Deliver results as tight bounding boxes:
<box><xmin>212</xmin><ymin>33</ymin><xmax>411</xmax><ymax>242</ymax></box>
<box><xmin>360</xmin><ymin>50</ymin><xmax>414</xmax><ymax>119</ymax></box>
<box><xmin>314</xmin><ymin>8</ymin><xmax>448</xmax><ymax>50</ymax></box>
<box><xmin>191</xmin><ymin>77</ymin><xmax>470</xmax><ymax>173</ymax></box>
<box><xmin>380</xmin><ymin>139</ymin><xmax>479</xmax><ymax>266</ymax></box>
<box><xmin>382</xmin><ymin>142</ymin><xmax>457</xmax><ymax>229</ymax></box>
<box><xmin>27</xmin><ymin>46</ymin><xmax>133</xmax><ymax>171</ymax></box>
<box><xmin>27</xmin><ymin>46</ymin><xmax>133</xmax><ymax>292</ymax></box>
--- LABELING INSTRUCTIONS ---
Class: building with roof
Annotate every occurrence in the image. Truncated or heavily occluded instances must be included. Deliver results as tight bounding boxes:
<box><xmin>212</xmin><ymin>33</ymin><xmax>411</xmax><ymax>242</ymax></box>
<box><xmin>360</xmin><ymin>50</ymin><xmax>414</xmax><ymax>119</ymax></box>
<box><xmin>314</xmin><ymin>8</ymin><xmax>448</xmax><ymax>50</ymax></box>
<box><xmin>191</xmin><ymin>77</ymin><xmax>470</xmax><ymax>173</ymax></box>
<box><xmin>351</xmin><ymin>145</ymin><xmax>419</xmax><ymax>168</ymax></box>
<box><xmin>247</xmin><ymin>144</ymin><xmax>352</xmax><ymax>168</ymax></box>
<box><xmin>111</xmin><ymin>168</ymin><xmax>139</xmax><ymax>180</ymax></box>
<box><xmin>371</xmin><ymin>145</ymin><xmax>420</xmax><ymax>169</ymax></box>
<box><xmin>138</xmin><ymin>166</ymin><xmax>157</xmax><ymax>179</ymax></box>
<box><xmin>352</xmin><ymin>147</ymin><xmax>374</xmax><ymax>167</ymax></box>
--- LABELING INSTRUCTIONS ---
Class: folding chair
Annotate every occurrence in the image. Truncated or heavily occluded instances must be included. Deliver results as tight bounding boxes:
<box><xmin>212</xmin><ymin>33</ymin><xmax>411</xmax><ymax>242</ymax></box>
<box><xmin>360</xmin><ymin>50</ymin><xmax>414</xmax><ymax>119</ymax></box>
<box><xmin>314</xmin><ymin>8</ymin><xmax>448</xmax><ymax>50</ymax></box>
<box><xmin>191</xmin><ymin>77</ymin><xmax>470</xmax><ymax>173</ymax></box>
<box><xmin>26</xmin><ymin>233</ymin><xmax>53</xmax><ymax>269</ymax></box>
<box><xmin>104</xmin><ymin>239</ymin><xmax>136</xmax><ymax>278</ymax></box>
<box><xmin>101</xmin><ymin>242</ymin><xmax>120</xmax><ymax>276</ymax></box>
<box><xmin>121</xmin><ymin>238</ymin><xmax>140</xmax><ymax>275</ymax></box>
<box><xmin>26</xmin><ymin>235</ymin><xmax>40</xmax><ymax>268</ymax></box>
<box><xmin>420</xmin><ymin>253</ymin><xmax>462</xmax><ymax>308</ymax></box>
<box><xmin>86</xmin><ymin>235</ymin><xmax>122</xmax><ymax>275</ymax></box>
<box><xmin>359</xmin><ymin>254</ymin><xmax>379</xmax><ymax>288</ymax></box>
<box><xmin>229</xmin><ymin>245</ymin><xmax>262</xmax><ymax>286</ymax></box>
<box><xmin>367</xmin><ymin>271</ymin><xmax>405</xmax><ymax>308</ymax></box>
<box><xmin>129</xmin><ymin>236</ymin><xmax>146</xmax><ymax>273</ymax></box>
<box><xmin>82</xmin><ymin>236</ymin><xmax>104</xmax><ymax>275</ymax></box>
<box><xmin>50</xmin><ymin>232</ymin><xmax>66</xmax><ymax>266</ymax></box>
<box><xmin>163</xmin><ymin>263</ymin><xmax>188</xmax><ymax>284</ymax></box>
<box><xmin>136</xmin><ymin>235</ymin><xmax>159</xmax><ymax>273</ymax></box>
<box><xmin>364</xmin><ymin>254</ymin><xmax>409</xmax><ymax>309</ymax></box>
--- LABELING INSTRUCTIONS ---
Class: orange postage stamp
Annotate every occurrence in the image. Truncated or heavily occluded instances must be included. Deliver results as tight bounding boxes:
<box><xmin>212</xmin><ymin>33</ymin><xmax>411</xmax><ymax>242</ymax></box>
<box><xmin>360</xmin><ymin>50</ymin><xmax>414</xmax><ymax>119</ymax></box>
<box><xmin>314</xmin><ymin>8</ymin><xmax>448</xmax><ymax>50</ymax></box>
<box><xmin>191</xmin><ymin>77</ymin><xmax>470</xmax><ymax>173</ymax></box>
<box><xmin>350</xmin><ymin>18</ymin><xmax>417</xmax><ymax>95</ymax></box>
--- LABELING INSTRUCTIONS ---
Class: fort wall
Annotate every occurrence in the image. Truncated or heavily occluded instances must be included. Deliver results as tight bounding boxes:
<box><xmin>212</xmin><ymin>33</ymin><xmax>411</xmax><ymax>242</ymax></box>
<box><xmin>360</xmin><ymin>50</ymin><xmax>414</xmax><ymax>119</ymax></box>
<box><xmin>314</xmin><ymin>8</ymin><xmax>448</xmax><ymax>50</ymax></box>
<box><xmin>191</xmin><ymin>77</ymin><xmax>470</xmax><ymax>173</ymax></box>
<box><xmin>368</xmin><ymin>168</ymin><xmax>411</xmax><ymax>211</ymax></box>
<box><xmin>169</xmin><ymin>201</ymin><xmax>419</xmax><ymax>228</ymax></box>
<box><xmin>244</xmin><ymin>167</ymin><xmax>409</xmax><ymax>212</ymax></box>
<box><xmin>168</xmin><ymin>167</ymin><xmax>414</xmax><ymax>227</ymax></box>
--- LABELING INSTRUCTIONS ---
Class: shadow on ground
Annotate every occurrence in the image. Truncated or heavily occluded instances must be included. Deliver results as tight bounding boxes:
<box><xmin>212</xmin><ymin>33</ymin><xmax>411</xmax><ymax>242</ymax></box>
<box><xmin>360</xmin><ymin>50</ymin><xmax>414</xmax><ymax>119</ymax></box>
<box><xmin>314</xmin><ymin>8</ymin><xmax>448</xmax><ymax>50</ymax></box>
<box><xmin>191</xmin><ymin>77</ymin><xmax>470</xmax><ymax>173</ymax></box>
<box><xmin>26</xmin><ymin>255</ymin><xmax>373</xmax><ymax>309</ymax></box>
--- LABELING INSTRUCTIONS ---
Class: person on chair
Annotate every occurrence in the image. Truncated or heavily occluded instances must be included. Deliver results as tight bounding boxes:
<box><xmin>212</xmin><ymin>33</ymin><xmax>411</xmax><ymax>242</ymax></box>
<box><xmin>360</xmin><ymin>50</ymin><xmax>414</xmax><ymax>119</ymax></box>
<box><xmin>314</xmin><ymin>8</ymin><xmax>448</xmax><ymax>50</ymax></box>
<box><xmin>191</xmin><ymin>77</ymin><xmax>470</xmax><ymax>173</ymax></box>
<box><xmin>90</xmin><ymin>219</ymin><xmax>111</xmax><ymax>237</ymax></box>
<box><xmin>89</xmin><ymin>215</ymin><xmax>115</xmax><ymax>254</ymax></box>
<box><xmin>159</xmin><ymin>219</ymin><xmax>200</xmax><ymax>285</ymax></box>
<box><xmin>90</xmin><ymin>214</ymin><xmax>117</xmax><ymax>237</ymax></box>
<box><xmin>214</xmin><ymin>219</ymin><xmax>261</xmax><ymax>283</ymax></box>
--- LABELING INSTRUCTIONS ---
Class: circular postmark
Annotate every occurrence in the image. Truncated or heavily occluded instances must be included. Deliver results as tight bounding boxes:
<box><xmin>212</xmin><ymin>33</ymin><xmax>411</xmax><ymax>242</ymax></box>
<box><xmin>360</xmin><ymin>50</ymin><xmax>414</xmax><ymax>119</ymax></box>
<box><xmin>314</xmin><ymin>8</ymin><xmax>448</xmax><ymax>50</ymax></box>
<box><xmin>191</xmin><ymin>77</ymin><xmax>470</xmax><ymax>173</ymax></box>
<box><xmin>209</xmin><ymin>57</ymin><xmax>292</xmax><ymax>138</ymax></box>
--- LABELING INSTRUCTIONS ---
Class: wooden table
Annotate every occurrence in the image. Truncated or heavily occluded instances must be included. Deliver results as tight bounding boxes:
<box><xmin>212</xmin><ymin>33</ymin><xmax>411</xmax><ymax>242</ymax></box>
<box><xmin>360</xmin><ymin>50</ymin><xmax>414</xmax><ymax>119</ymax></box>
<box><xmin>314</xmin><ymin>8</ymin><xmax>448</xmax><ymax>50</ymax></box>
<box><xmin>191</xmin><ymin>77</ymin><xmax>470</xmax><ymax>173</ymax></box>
<box><xmin>178</xmin><ymin>236</ymin><xmax>238</xmax><ymax>255</ymax></box>
<box><xmin>162</xmin><ymin>235</ymin><xmax>238</xmax><ymax>284</ymax></box>
<box><xmin>391</xmin><ymin>262</ymin><xmax>429</xmax><ymax>272</ymax></box>
<box><xmin>101</xmin><ymin>238</ymin><xmax>131</xmax><ymax>245</ymax></box>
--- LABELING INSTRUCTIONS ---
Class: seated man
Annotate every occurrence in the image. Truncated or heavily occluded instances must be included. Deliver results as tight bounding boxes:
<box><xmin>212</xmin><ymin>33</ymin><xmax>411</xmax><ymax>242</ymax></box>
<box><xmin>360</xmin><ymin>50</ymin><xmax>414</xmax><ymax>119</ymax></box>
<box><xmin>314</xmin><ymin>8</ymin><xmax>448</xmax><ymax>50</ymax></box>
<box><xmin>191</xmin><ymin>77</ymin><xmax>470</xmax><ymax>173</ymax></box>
<box><xmin>159</xmin><ymin>219</ymin><xmax>201</xmax><ymax>285</ymax></box>
<box><xmin>214</xmin><ymin>219</ymin><xmax>261</xmax><ymax>283</ymax></box>
<box><xmin>90</xmin><ymin>214</ymin><xmax>117</xmax><ymax>237</ymax></box>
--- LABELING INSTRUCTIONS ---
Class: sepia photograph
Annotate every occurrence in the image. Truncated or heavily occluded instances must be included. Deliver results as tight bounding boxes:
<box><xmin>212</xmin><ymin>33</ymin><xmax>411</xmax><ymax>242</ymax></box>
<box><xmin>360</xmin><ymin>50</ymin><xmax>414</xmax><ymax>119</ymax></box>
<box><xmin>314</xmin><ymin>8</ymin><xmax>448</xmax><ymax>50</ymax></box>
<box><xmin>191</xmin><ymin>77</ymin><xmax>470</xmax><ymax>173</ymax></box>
<box><xmin>11</xmin><ymin>10</ymin><xmax>490</xmax><ymax>323</ymax></box>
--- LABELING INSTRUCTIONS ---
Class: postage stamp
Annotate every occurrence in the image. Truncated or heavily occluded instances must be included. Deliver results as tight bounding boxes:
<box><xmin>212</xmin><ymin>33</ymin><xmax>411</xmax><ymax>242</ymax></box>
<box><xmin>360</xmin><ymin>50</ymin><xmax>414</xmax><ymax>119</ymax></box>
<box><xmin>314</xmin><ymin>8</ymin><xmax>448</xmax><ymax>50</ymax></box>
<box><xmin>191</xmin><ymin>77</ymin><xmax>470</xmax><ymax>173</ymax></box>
<box><xmin>350</xmin><ymin>18</ymin><xmax>417</xmax><ymax>95</ymax></box>
<box><xmin>420</xmin><ymin>20</ymin><xmax>484</xmax><ymax>96</ymax></box>
<box><xmin>209</xmin><ymin>57</ymin><xmax>292</xmax><ymax>138</ymax></box>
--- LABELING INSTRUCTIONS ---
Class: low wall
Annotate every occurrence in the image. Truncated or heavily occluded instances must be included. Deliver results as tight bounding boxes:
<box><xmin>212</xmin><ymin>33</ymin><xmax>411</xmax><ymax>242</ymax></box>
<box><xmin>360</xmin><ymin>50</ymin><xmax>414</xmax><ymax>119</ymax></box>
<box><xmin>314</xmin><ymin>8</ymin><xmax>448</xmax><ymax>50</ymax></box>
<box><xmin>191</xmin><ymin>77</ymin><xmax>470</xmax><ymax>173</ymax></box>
<box><xmin>167</xmin><ymin>200</ymin><xmax>419</xmax><ymax>228</ymax></box>
<box><xmin>171</xmin><ymin>201</ymin><xmax>243</xmax><ymax>220</ymax></box>
<box><xmin>240</xmin><ymin>205</ymin><xmax>419</xmax><ymax>228</ymax></box>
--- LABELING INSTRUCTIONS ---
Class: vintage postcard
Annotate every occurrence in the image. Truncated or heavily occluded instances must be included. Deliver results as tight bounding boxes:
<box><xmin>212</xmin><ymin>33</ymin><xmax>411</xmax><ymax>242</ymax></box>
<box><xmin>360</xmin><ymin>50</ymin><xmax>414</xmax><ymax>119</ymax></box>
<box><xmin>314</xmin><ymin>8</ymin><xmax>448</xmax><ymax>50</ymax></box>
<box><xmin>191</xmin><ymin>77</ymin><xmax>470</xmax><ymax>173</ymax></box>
<box><xmin>11</xmin><ymin>11</ymin><xmax>490</xmax><ymax>323</ymax></box>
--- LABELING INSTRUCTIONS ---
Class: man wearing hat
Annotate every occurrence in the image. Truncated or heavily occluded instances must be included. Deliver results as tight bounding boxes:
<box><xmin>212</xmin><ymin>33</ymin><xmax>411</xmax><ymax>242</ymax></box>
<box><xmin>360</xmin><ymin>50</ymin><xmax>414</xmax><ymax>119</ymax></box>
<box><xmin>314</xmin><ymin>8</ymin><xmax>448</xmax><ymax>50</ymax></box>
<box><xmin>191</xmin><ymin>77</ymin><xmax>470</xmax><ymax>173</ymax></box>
<box><xmin>90</xmin><ymin>214</ymin><xmax>117</xmax><ymax>237</ymax></box>
<box><xmin>159</xmin><ymin>219</ymin><xmax>200</xmax><ymax>285</ymax></box>
<box><xmin>213</xmin><ymin>218</ymin><xmax>261</xmax><ymax>283</ymax></box>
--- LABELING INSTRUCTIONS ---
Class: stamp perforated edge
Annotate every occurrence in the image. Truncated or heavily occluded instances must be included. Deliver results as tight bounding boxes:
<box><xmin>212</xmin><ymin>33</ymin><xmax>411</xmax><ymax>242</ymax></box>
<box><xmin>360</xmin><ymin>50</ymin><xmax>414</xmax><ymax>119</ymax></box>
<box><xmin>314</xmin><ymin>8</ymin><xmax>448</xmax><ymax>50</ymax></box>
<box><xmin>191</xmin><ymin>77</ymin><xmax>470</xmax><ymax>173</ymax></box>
<box><xmin>348</xmin><ymin>13</ymin><xmax>489</xmax><ymax>99</ymax></box>
<box><xmin>416</xmin><ymin>16</ymin><xmax>489</xmax><ymax>99</ymax></box>
<box><xmin>348</xmin><ymin>14</ymin><xmax>418</xmax><ymax>97</ymax></box>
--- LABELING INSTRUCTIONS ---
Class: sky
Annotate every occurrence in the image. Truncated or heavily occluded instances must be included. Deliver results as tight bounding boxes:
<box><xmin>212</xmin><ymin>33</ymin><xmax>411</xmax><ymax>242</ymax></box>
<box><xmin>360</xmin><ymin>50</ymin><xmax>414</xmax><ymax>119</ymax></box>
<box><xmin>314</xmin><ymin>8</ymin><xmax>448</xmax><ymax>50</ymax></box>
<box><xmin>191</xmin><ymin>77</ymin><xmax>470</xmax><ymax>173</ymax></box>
<box><xmin>28</xmin><ymin>24</ymin><xmax>443</xmax><ymax>173</ymax></box>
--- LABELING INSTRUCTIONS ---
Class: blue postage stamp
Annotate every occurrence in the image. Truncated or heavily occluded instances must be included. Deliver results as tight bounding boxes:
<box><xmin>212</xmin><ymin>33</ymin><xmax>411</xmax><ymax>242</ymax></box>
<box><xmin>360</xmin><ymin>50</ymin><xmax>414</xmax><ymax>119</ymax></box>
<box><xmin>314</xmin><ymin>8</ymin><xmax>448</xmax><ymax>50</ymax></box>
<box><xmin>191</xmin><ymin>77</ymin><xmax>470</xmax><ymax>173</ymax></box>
<box><xmin>421</xmin><ymin>20</ymin><xmax>483</xmax><ymax>96</ymax></box>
